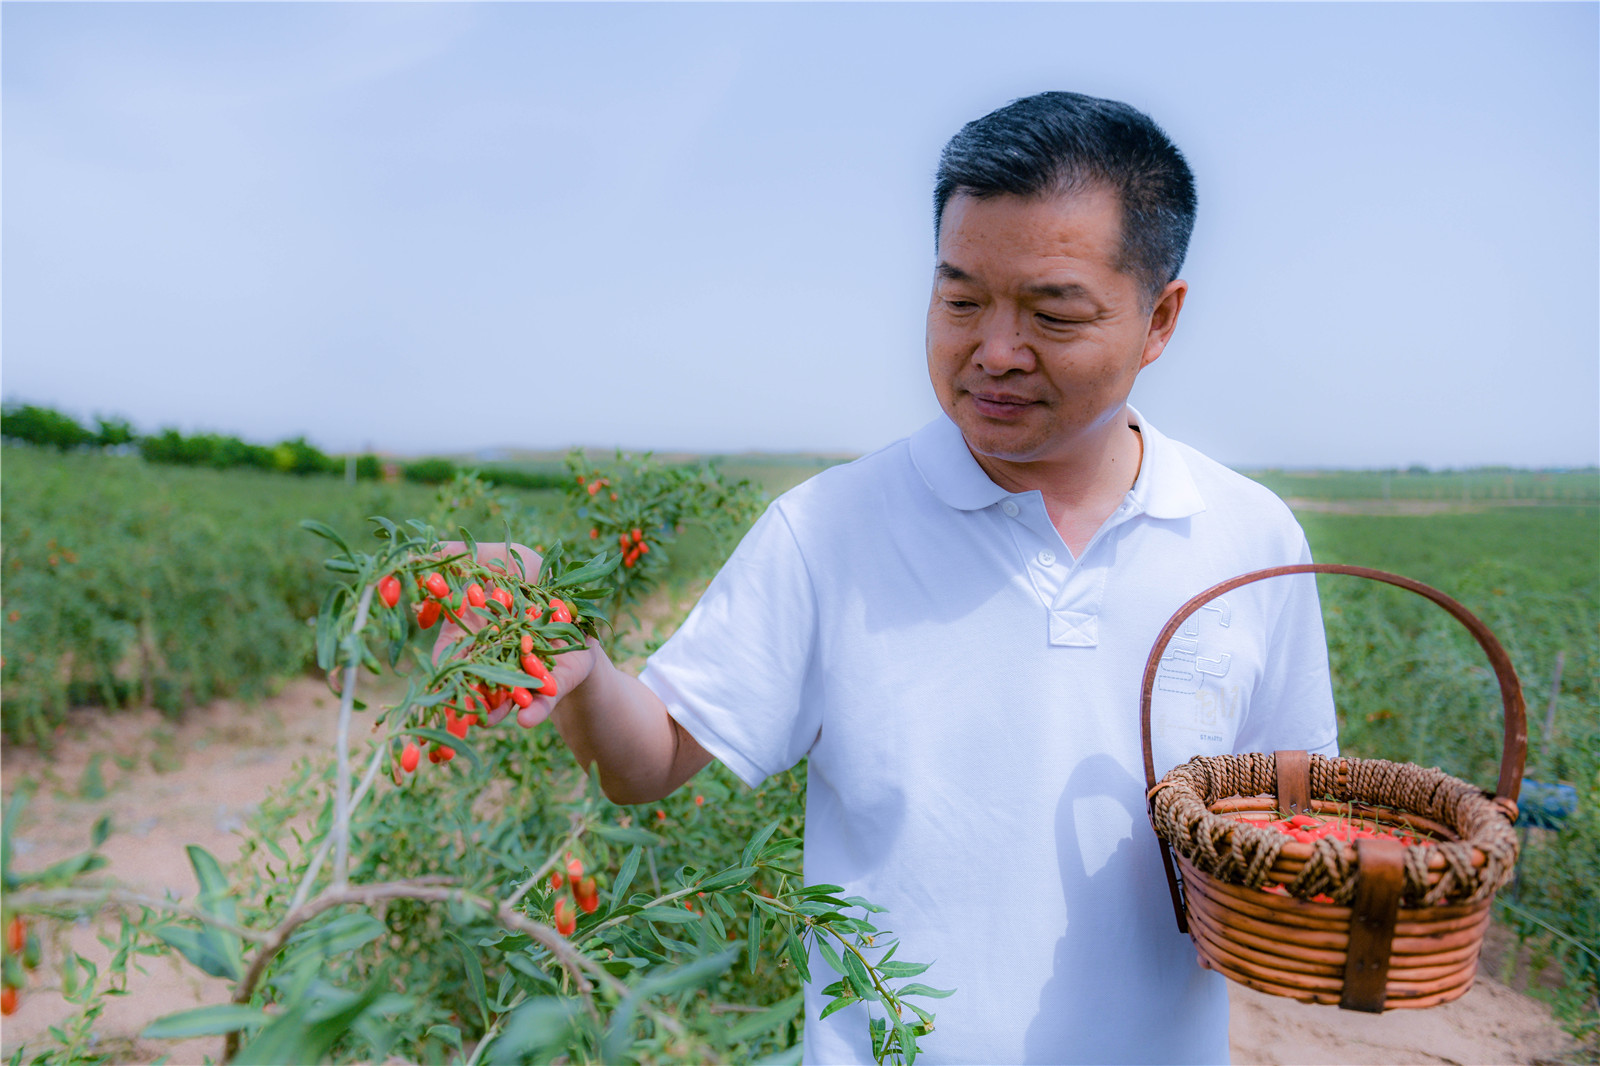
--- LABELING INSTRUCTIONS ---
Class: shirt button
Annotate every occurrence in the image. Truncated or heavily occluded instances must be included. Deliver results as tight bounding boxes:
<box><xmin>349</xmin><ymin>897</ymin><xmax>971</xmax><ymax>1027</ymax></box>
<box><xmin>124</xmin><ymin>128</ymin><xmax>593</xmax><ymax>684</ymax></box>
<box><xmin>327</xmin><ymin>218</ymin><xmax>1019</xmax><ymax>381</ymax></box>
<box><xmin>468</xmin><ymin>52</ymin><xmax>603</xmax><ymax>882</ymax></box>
<box><xmin>1001</xmin><ymin>500</ymin><xmax>1019</xmax><ymax>517</ymax></box>
<box><xmin>1037</xmin><ymin>549</ymin><xmax>1057</xmax><ymax>567</ymax></box>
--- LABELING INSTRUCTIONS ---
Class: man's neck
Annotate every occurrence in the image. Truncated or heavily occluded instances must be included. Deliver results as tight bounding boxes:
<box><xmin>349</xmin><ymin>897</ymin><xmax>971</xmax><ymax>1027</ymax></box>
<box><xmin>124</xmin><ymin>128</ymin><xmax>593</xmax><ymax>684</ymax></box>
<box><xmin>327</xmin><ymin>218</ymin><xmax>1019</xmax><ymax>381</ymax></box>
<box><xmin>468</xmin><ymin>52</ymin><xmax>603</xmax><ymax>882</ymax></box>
<box><xmin>967</xmin><ymin>413</ymin><xmax>1143</xmax><ymax>557</ymax></box>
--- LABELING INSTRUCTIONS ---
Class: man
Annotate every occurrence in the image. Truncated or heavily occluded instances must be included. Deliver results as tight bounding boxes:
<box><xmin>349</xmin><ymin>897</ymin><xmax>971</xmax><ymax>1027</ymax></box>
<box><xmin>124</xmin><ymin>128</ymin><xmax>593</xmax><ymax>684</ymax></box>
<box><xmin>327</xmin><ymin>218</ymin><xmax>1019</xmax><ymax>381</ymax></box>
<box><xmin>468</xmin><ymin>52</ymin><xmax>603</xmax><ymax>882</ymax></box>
<box><xmin>495</xmin><ymin>92</ymin><xmax>1337</xmax><ymax>1064</ymax></box>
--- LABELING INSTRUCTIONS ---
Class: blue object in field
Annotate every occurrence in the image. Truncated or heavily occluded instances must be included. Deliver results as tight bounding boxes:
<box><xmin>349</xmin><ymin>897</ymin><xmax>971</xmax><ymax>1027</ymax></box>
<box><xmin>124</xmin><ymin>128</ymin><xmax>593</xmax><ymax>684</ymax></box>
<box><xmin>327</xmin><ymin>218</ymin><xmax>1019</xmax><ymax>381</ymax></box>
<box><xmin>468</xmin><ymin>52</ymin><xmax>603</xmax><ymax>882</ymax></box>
<box><xmin>1519</xmin><ymin>778</ymin><xmax>1578</xmax><ymax>830</ymax></box>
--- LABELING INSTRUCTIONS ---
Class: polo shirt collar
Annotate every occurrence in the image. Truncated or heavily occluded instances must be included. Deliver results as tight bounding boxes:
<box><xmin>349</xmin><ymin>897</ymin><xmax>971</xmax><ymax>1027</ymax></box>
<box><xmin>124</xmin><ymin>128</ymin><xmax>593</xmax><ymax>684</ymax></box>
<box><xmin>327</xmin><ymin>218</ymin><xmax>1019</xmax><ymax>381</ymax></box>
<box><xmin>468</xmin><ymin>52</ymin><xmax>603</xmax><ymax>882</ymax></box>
<box><xmin>1125</xmin><ymin>405</ymin><xmax>1207</xmax><ymax>520</ymax></box>
<box><xmin>910</xmin><ymin>406</ymin><xmax>1206</xmax><ymax>520</ymax></box>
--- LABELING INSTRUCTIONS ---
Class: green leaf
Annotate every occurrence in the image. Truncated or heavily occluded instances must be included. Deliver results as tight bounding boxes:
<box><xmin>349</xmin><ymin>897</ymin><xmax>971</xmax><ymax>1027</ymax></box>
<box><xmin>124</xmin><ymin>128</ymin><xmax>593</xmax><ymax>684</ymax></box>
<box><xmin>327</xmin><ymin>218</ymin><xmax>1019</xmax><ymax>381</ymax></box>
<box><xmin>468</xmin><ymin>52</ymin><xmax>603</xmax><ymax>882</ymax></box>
<box><xmin>142</xmin><ymin>1004</ymin><xmax>271</xmax><ymax>1039</ymax></box>
<box><xmin>448</xmin><ymin>932</ymin><xmax>491</xmax><ymax>1032</ymax></box>
<box><xmin>842</xmin><ymin>948</ymin><xmax>875</xmax><ymax>1001</ymax></box>
<box><xmin>154</xmin><ymin>927</ymin><xmax>243</xmax><ymax>981</ymax></box>
<box><xmin>896</xmin><ymin>982</ymin><xmax>956</xmax><ymax>999</ymax></box>
<box><xmin>425</xmin><ymin>1024</ymin><xmax>463</xmax><ymax>1051</ymax></box>
<box><xmin>741</xmin><ymin>819</ymin><xmax>785</xmax><ymax>868</ymax></box>
<box><xmin>487</xmin><ymin>998</ymin><xmax>579</xmax><ymax>1065</ymax></box>
<box><xmin>299</xmin><ymin>519</ymin><xmax>356</xmax><ymax>559</ymax></box>
<box><xmin>876</xmin><ymin>960</ymin><xmax>931</xmax><ymax>978</ymax></box>
<box><xmin>466</xmin><ymin>662</ymin><xmax>549</xmax><ymax>689</ymax></box>
<box><xmin>815</xmin><ymin>936</ymin><xmax>846</xmax><ymax>977</ymax></box>
<box><xmin>187</xmin><ymin>845</ymin><xmax>235</xmax><ymax>924</ymax></box>
<box><xmin>818</xmin><ymin>995</ymin><xmax>857</xmax><ymax>1021</ymax></box>
<box><xmin>638</xmin><ymin>947</ymin><xmax>739</xmax><ymax>997</ymax></box>
<box><xmin>637</xmin><ymin>905</ymin><xmax>699</xmax><ymax>925</ymax></box>
<box><xmin>751</xmin><ymin>1045</ymin><xmax>805</xmax><ymax>1066</ymax></box>
<box><xmin>698</xmin><ymin>865</ymin><xmax>758</xmax><ymax>892</ymax></box>
<box><xmin>90</xmin><ymin>815</ymin><xmax>112</xmax><ymax>848</ymax></box>
<box><xmin>591</xmin><ymin>823</ymin><xmax>661</xmax><ymax>847</ymax></box>
<box><xmin>784</xmin><ymin>930</ymin><xmax>811</xmax><ymax>982</ymax></box>
<box><xmin>281</xmin><ymin>913</ymin><xmax>385</xmax><ymax>967</ymax></box>
<box><xmin>233</xmin><ymin>967</ymin><xmax>392</xmax><ymax>1066</ymax></box>
<box><xmin>612</xmin><ymin>846</ymin><xmax>642</xmax><ymax>903</ymax></box>
<box><xmin>403</xmin><ymin>727</ymin><xmax>484</xmax><ymax>772</ymax></box>
<box><xmin>725</xmin><ymin>991</ymin><xmax>805</xmax><ymax>1043</ymax></box>
<box><xmin>799</xmin><ymin>883</ymin><xmax>846</xmax><ymax>898</ymax></box>
<box><xmin>746</xmin><ymin>910</ymin><xmax>763</xmax><ymax>975</ymax></box>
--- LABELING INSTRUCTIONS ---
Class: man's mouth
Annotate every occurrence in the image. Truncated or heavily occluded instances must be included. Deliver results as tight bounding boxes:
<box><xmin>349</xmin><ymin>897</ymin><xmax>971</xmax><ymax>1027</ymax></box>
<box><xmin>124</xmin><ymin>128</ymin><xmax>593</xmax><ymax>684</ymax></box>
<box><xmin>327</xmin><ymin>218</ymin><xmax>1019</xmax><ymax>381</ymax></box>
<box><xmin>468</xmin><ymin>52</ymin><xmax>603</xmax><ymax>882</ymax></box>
<box><xmin>966</xmin><ymin>391</ymin><xmax>1038</xmax><ymax>419</ymax></box>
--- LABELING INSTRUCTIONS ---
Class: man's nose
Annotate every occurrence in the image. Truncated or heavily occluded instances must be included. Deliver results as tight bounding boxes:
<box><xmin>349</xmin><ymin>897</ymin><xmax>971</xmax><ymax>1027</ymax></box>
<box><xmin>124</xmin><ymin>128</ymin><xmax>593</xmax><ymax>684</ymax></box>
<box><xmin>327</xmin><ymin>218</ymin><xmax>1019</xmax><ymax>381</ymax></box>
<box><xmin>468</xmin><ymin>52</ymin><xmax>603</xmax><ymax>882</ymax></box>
<box><xmin>972</xmin><ymin>314</ymin><xmax>1034</xmax><ymax>375</ymax></box>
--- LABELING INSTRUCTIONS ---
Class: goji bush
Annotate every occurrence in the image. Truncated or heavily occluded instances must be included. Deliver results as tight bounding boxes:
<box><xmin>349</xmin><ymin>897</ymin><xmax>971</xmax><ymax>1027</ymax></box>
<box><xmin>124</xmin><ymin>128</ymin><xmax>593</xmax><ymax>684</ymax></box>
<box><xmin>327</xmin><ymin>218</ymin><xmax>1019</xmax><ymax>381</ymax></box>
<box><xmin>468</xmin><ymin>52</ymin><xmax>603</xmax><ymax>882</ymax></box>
<box><xmin>2</xmin><ymin>456</ymin><xmax>950</xmax><ymax>1065</ymax></box>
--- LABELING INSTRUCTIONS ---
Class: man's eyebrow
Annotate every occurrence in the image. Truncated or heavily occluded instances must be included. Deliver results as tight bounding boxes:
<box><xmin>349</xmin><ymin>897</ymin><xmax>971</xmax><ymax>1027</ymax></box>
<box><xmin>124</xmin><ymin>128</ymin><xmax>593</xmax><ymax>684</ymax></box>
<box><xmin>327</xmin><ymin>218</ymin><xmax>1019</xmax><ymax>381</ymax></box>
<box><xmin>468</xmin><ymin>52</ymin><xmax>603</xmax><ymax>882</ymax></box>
<box><xmin>1023</xmin><ymin>281</ymin><xmax>1093</xmax><ymax>301</ymax></box>
<box><xmin>935</xmin><ymin>264</ymin><xmax>1095</xmax><ymax>303</ymax></box>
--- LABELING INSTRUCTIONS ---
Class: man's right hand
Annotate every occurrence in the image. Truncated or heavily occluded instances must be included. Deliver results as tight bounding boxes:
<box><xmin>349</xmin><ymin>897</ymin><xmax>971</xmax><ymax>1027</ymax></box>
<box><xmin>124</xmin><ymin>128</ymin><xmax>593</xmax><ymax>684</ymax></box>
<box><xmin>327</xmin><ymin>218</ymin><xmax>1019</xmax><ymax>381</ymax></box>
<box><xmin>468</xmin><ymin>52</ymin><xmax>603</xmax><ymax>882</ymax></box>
<box><xmin>430</xmin><ymin>539</ymin><xmax>713</xmax><ymax>804</ymax></box>
<box><xmin>429</xmin><ymin>540</ymin><xmax>598</xmax><ymax>729</ymax></box>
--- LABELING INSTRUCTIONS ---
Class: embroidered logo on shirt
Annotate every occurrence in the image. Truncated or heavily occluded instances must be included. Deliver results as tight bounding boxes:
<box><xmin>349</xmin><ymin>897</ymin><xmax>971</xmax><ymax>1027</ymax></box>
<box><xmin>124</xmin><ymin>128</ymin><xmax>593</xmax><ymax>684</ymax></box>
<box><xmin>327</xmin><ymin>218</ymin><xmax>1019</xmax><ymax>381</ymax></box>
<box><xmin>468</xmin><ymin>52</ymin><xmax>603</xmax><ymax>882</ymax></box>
<box><xmin>1156</xmin><ymin>599</ymin><xmax>1233</xmax><ymax>695</ymax></box>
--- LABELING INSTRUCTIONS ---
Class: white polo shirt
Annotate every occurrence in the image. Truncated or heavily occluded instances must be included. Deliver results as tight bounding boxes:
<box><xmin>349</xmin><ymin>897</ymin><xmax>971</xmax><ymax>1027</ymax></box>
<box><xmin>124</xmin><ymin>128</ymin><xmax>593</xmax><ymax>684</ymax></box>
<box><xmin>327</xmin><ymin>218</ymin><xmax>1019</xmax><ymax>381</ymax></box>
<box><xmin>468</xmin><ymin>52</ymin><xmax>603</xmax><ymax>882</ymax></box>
<box><xmin>641</xmin><ymin>409</ymin><xmax>1337</xmax><ymax>1065</ymax></box>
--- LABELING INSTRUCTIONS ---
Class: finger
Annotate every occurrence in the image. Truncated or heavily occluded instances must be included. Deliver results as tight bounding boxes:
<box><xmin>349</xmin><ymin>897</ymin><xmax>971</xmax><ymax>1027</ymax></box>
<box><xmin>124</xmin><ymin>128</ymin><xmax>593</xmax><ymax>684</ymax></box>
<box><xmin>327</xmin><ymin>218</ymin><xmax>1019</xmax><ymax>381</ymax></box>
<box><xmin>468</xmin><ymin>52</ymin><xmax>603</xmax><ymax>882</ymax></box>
<box><xmin>516</xmin><ymin>700</ymin><xmax>556</xmax><ymax>729</ymax></box>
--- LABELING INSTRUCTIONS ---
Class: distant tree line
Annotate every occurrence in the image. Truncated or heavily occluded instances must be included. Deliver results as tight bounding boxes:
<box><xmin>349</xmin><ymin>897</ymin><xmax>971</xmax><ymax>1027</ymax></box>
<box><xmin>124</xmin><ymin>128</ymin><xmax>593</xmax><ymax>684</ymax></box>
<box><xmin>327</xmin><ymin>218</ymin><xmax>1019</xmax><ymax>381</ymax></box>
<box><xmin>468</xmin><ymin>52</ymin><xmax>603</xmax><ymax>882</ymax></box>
<box><xmin>0</xmin><ymin>402</ymin><xmax>566</xmax><ymax>489</ymax></box>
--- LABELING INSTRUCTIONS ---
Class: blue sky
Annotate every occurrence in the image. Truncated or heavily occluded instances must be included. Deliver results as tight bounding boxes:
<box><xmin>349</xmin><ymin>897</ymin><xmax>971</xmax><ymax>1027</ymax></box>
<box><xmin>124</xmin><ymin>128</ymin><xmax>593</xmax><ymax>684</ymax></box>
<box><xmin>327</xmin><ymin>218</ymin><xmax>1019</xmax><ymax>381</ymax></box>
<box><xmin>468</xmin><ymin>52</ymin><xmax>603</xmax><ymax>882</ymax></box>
<box><xmin>4</xmin><ymin>2</ymin><xmax>1596</xmax><ymax>468</ymax></box>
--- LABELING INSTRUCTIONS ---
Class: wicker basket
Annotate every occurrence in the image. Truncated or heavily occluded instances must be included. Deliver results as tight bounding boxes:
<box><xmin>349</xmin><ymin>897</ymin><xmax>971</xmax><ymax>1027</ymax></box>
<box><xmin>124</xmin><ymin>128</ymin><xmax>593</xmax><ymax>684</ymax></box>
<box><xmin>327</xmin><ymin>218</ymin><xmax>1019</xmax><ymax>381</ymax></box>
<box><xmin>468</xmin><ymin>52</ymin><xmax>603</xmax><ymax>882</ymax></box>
<box><xmin>1140</xmin><ymin>564</ymin><xmax>1527</xmax><ymax>1012</ymax></box>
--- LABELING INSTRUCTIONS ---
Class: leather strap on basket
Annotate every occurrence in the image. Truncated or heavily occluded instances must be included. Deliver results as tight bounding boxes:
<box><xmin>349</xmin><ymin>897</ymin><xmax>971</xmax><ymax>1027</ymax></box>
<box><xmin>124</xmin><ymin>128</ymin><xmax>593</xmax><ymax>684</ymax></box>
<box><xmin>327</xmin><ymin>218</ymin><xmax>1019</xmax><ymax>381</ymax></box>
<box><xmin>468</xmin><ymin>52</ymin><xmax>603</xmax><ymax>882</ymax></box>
<box><xmin>1341</xmin><ymin>836</ymin><xmax>1406</xmax><ymax>1012</ymax></box>
<box><xmin>1141</xmin><ymin>564</ymin><xmax>1529</xmax><ymax>933</ymax></box>
<box><xmin>1275</xmin><ymin>749</ymin><xmax>1312</xmax><ymax>814</ymax></box>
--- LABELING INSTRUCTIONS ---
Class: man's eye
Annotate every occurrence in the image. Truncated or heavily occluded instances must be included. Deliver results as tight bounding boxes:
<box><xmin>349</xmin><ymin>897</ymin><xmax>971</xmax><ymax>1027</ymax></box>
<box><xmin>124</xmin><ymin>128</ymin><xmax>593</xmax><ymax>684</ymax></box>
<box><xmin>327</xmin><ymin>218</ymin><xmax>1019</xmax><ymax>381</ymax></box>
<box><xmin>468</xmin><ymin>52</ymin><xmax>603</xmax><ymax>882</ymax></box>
<box><xmin>944</xmin><ymin>298</ymin><xmax>978</xmax><ymax>312</ymax></box>
<box><xmin>1037</xmin><ymin>313</ymin><xmax>1081</xmax><ymax>327</ymax></box>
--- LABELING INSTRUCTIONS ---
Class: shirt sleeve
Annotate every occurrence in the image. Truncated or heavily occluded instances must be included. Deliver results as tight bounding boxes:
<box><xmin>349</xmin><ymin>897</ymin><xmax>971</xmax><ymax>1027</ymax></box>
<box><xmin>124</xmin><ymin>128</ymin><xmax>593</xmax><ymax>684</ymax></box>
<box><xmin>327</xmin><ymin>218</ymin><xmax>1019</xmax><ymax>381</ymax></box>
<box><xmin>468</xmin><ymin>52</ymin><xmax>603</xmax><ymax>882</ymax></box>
<box><xmin>638</xmin><ymin>501</ymin><xmax>822</xmax><ymax>789</ymax></box>
<box><xmin>1233</xmin><ymin>533</ymin><xmax>1341</xmax><ymax>758</ymax></box>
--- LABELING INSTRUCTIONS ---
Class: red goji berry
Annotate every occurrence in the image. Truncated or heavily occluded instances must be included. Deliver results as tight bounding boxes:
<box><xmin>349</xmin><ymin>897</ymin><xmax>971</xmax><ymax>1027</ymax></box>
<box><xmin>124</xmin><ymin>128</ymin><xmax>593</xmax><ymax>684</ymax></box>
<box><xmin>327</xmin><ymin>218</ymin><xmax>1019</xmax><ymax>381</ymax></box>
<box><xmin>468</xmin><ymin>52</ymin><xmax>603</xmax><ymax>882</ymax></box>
<box><xmin>400</xmin><ymin>743</ymin><xmax>421</xmax><ymax>773</ymax></box>
<box><xmin>521</xmin><ymin>653</ymin><xmax>547</xmax><ymax>680</ymax></box>
<box><xmin>510</xmin><ymin>687</ymin><xmax>534</xmax><ymax>709</ymax></box>
<box><xmin>7</xmin><ymin>917</ymin><xmax>24</xmax><ymax>955</ymax></box>
<box><xmin>424</xmin><ymin>572</ymin><xmax>450</xmax><ymax>599</ymax></box>
<box><xmin>551</xmin><ymin>871</ymin><xmax>564</xmax><ymax>890</ymax></box>
<box><xmin>465</xmin><ymin>583</ymin><xmax>487</xmax><ymax>609</ymax></box>
<box><xmin>550</xmin><ymin>599</ymin><xmax>572</xmax><ymax>624</ymax></box>
<box><xmin>554</xmin><ymin>897</ymin><xmax>577</xmax><ymax>936</ymax></box>
<box><xmin>417</xmin><ymin>600</ymin><xmax>441</xmax><ymax>629</ymax></box>
<box><xmin>378</xmin><ymin>575</ymin><xmax>402</xmax><ymax>608</ymax></box>
<box><xmin>489</xmin><ymin>588</ymin><xmax>514</xmax><ymax>611</ymax></box>
<box><xmin>1</xmin><ymin>985</ymin><xmax>16</xmax><ymax>1016</ymax></box>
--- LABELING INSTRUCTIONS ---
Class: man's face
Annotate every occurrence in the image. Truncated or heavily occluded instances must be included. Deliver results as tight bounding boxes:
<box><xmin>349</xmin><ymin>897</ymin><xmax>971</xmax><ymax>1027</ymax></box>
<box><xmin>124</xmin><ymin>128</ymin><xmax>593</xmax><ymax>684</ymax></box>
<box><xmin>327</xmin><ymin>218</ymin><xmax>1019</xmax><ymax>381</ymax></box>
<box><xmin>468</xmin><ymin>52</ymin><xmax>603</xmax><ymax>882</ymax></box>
<box><xmin>926</xmin><ymin>186</ymin><xmax>1186</xmax><ymax>467</ymax></box>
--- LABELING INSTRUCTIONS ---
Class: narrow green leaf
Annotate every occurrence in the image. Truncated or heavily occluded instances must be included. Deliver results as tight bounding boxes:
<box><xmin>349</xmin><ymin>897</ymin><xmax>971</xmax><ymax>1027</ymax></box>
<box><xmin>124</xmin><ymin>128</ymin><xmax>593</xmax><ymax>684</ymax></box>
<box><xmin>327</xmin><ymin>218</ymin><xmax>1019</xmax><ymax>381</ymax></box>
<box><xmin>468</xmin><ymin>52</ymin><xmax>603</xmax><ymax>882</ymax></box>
<box><xmin>746</xmin><ymin>910</ymin><xmax>763</xmax><ymax>975</ymax></box>
<box><xmin>876</xmin><ymin>960</ymin><xmax>931</xmax><ymax>978</ymax></box>
<box><xmin>638</xmin><ymin>947</ymin><xmax>739</xmax><ymax>997</ymax></box>
<box><xmin>842</xmin><ymin>948</ymin><xmax>875</xmax><ymax>1001</ymax></box>
<box><xmin>403</xmin><ymin>727</ymin><xmax>483</xmax><ymax>772</ymax></box>
<box><xmin>153</xmin><ymin>927</ymin><xmax>242</xmax><ymax>981</ymax></box>
<box><xmin>90</xmin><ymin>815</ymin><xmax>112</xmax><ymax>848</ymax></box>
<box><xmin>784</xmin><ymin>930</ymin><xmax>811</xmax><ymax>982</ymax></box>
<box><xmin>637</xmin><ymin>905</ymin><xmax>699</xmax><ymax>925</ymax></box>
<box><xmin>448</xmin><ymin>932</ymin><xmax>491</xmax><ymax>1032</ymax></box>
<box><xmin>299</xmin><ymin>519</ymin><xmax>353</xmax><ymax>556</ymax></box>
<box><xmin>815</xmin><ymin>937</ymin><xmax>846</xmax><ymax>977</ymax></box>
<box><xmin>725</xmin><ymin>992</ymin><xmax>804</xmax><ymax>1043</ymax></box>
<box><xmin>486</xmin><ymin>997</ymin><xmax>578</xmax><ymax>1065</ymax></box>
<box><xmin>591</xmin><ymin>823</ymin><xmax>661</xmax><ymax>847</ymax></box>
<box><xmin>612</xmin><ymin>846</ymin><xmax>642</xmax><ymax>903</ymax></box>
<box><xmin>187</xmin><ymin>846</ymin><xmax>235</xmax><ymax>923</ymax></box>
<box><xmin>896</xmin><ymin>982</ymin><xmax>956</xmax><ymax>999</ymax></box>
<box><xmin>817</xmin><ymin>995</ymin><xmax>857</xmax><ymax>1021</ymax></box>
<box><xmin>281</xmin><ymin>913</ymin><xmax>385</xmax><ymax>966</ymax></box>
<box><xmin>141</xmin><ymin>1004</ymin><xmax>271</xmax><ymax>1039</ymax></box>
<box><xmin>698</xmin><ymin>865</ymin><xmax>758</xmax><ymax>891</ymax></box>
<box><xmin>741</xmin><ymin>819</ymin><xmax>784</xmax><ymax>868</ymax></box>
<box><xmin>425</xmin><ymin>1024</ymin><xmax>463</xmax><ymax>1051</ymax></box>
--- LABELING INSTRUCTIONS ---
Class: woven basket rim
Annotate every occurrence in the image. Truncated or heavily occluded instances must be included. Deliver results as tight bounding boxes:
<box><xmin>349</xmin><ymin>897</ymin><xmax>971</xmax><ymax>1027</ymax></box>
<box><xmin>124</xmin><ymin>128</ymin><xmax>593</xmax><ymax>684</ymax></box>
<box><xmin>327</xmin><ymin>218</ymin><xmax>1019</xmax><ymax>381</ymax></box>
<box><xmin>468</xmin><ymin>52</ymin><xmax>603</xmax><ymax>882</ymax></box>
<box><xmin>1149</xmin><ymin>751</ymin><xmax>1519</xmax><ymax>907</ymax></box>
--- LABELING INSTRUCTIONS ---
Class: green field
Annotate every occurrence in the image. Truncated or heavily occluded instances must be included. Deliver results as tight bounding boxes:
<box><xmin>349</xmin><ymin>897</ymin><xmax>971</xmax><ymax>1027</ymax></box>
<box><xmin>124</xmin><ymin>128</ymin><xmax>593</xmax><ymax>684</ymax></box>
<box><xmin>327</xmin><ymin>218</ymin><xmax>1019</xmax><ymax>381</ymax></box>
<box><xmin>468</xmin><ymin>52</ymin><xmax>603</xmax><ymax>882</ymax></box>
<box><xmin>2</xmin><ymin>447</ymin><xmax>1596</xmax><ymax>1056</ymax></box>
<box><xmin>1246</xmin><ymin>466</ymin><xmax>1600</xmax><ymax>503</ymax></box>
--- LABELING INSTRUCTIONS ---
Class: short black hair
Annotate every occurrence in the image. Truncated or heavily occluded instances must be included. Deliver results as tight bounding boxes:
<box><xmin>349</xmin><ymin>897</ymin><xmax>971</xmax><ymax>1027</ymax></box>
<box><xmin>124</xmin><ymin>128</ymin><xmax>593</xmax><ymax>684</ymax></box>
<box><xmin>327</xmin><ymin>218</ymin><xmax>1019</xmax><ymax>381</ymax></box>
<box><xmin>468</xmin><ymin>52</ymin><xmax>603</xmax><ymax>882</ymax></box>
<box><xmin>934</xmin><ymin>92</ymin><xmax>1197</xmax><ymax>307</ymax></box>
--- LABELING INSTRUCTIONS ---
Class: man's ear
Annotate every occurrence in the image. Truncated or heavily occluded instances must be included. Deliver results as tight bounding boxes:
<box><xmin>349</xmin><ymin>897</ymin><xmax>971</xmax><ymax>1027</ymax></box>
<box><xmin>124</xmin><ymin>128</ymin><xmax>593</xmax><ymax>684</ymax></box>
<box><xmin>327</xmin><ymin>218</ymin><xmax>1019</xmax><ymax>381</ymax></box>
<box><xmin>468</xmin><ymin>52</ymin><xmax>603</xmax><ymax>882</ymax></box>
<box><xmin>1140</xmin><ymin>279</ymin><xmax>1188</xmax><ymax>370</ymax></box>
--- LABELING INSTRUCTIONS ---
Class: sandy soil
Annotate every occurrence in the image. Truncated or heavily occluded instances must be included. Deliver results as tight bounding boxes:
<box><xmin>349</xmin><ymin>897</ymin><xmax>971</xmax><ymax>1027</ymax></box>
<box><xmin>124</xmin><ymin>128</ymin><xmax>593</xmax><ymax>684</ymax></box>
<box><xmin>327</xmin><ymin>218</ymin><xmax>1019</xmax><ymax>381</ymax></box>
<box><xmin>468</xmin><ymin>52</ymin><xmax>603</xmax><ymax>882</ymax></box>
<box><xmin>0</xmin><ymin>677</ymin><xmax>1583</xmax><ymax>1065</ymax></box>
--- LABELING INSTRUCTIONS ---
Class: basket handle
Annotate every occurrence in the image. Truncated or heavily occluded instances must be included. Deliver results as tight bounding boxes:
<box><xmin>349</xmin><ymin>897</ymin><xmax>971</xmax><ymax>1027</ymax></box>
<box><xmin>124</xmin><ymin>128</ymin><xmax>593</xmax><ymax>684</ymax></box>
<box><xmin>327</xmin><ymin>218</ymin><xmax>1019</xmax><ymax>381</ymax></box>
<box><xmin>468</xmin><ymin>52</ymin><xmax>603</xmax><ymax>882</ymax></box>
<box><xmin>1139</xmin><ymin>563</ymin><xmax>1527</xmax><ymax>802</ymax></box>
